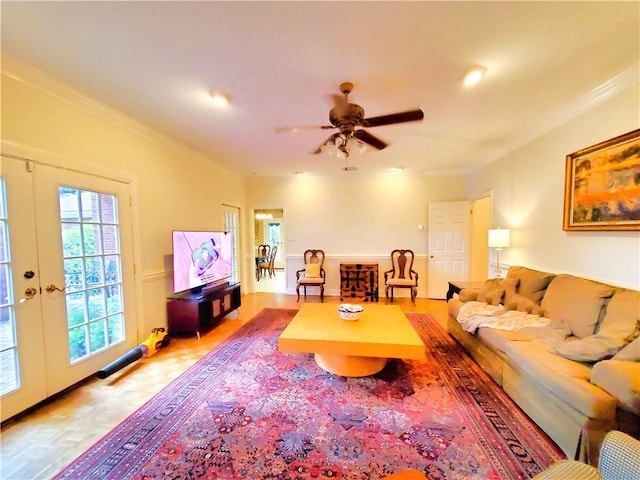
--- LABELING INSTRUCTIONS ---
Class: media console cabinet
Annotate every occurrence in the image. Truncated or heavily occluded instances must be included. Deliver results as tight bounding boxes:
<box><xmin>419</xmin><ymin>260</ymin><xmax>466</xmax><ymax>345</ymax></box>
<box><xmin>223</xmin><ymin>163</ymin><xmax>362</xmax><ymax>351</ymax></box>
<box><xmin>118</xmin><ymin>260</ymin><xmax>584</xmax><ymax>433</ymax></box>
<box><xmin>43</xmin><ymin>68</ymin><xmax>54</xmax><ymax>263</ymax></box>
<box><xmin>167</xmin><ymin>283</ymin><xmax>241</xmax><ymax>338</ymax></box>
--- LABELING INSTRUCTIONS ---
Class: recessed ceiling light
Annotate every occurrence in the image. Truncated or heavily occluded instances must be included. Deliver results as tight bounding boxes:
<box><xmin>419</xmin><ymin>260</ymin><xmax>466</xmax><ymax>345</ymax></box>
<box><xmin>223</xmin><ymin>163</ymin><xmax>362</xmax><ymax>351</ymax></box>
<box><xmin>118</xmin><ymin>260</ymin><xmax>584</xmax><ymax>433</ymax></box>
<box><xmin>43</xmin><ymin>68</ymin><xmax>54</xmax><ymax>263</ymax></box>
<box><xmin>209</xmin><ymin>91</ymin><xmax>232</xmax><ymax>107</ymax></box>
<box><xmin>463</xmin><ymin>66</ymin><xmax>487</xmax><ymax>87</ymax></box>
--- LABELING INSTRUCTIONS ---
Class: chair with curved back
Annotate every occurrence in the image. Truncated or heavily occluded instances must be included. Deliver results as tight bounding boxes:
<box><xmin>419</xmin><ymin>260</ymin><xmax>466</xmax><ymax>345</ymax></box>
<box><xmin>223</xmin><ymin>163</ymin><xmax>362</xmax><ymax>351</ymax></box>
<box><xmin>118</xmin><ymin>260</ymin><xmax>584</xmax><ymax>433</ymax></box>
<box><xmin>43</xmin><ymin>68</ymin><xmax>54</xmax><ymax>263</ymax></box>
<box><xmin>255</xmin><ymin>244</ymin><xmax>271</xmax><ymax>280</ymax></box>
<box><xmin>384</xmin><ymin>249</ymin><xmax>418</xmax><ymax>305</ymax></box>
<box><xmin>257</xmin><ymin>244</ymin><xmax>271</xmax><ymax>258</ymax></box>
<box><xmin>258</xmin><ymin>245</ymin><xmax>278</xmax><ymax>279</ymax></box>
<box><xmin>296</xmin><ymin>249</ymin><xmax>326</xmax><ymax>302</ymax></box>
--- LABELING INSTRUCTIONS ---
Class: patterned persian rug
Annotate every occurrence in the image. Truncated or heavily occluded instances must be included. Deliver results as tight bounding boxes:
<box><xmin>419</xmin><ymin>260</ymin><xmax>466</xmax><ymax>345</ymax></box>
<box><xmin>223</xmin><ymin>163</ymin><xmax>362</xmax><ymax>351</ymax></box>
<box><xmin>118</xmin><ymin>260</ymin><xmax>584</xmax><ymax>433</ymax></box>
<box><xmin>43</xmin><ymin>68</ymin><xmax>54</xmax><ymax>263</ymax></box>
<box><xmin>54</xmin><ymin>308</ymin><xmax>564</xmax><ymax>480</ymax></box>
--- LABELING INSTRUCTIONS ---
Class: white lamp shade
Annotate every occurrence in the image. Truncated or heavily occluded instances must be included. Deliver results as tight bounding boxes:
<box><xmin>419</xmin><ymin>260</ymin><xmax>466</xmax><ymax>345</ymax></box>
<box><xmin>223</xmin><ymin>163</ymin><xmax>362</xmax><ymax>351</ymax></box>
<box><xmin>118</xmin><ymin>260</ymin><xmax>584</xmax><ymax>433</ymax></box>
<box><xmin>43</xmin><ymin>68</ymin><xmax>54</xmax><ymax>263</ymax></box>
<box><xmin>488</xmin><ymin>228</ymin><xmax>510</xmax><ymax>248</ymax></box>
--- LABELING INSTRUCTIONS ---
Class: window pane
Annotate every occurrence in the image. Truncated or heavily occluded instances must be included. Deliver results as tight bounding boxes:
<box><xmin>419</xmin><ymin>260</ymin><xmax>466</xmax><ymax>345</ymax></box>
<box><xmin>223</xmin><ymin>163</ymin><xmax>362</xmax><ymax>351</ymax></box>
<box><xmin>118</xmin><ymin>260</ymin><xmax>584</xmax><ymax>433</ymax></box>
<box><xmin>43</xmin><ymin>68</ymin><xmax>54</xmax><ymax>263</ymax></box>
<box><xmin>82</xmin><ymin>224</ymin><xmax>103</xmax><ymax>256</ymax></box>
<box><xmin>102</xmin><ymin>225</ymin><xmax>119</xmax><ymax>254</ymax></box>
<box><xmin>81</xmin><ymin>191</ymin><xmax>100</xmax><ymax>223</ymax></box>
<box><xmin>87</xmin><ymin>288</ymin><xmax>106</xmax><ymax>321</ymax></box>
<box><xmin>100</xmin><ymin>194</ymin><xmax>118</xmax><ymax>224</ymax></box>
<box><xmin>61</xmin><ymin>223</ymin><xmax>83</xmax><ymax>257</ymax></box>
<box><xmin>1</xmin><ymin>264</ymin><xmax>11</xmax><ymax>305</ymax></box>
<box><xmin>59</xmin><ymin>187</ymin><xmax>80</xmax><ymax>221</ymax></box>
<box><xmin>106</xmin><ymin>284</ymin><xmax>122</xmax><ymax>315</ymax></box>
<box><xmin>104</xmin><ymin>255</ymin><xmax>120</xmax><ymax>285</ymax></box>
<box><xmin>89</xmin><ymin>320</ymin><xmax>106</xmax><ymax>352</ymax></box>
<box><xmin>0</xmin><ymin>349</ymin><xmax>19</xmax><ymax>395</ymax></box>
<box><xmin>0</xmin><ymin>222</ymin><xmax>7</xmax><ymax>263</ymax></box>
<box><xmin>85</xmin><ymin>257</ymin><xmax>104</xmax><ymax>287</ymax></box>
<box><xmin>64</xmin><ymin>258</ymin><xmax>85</xmax><ymax>292</ymax></box>
<box><xmin>69</xmin><ymin>326</ymin><xmax>88</xmax><ymax>362</ymax></box>
<box><xmin>0</xmin><ymin>306</ymin><xmax>16</xmax><ymax>350</ymax></box>
<box><xmin>66</xmin><ymin>292</ymin><xmax>87</xmax><ymax>328</ymax></box>
<box><xmin>107</xmin><ymin>314</ymin><xmax>124</xmax><ymax>345</ymax></box>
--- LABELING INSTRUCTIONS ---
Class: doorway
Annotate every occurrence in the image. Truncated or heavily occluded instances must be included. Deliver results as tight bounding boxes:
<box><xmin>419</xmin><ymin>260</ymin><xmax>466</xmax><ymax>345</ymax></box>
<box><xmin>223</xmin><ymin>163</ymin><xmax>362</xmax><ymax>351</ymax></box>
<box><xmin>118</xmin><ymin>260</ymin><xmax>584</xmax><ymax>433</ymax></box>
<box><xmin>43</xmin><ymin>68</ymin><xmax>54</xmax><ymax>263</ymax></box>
<box><xmin>254</xmin><ymin>208</ymin><xmax>285</xmax><ymax>293</ymax></box>
<box><xmin>1</xmin><ymin>156</ymin><xmax>138</xmax><ymax>421</ymax></box>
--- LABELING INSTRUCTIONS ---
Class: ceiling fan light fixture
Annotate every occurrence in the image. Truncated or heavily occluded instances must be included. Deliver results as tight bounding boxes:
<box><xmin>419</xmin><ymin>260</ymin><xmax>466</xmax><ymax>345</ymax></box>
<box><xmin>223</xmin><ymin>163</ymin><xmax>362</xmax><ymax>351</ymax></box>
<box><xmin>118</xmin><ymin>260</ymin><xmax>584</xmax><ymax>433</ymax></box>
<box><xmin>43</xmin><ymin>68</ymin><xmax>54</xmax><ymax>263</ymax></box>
<box><xmin>209</xmin><ymin>90</ymin><xmax>232</xmax><ymax>107</ymax></box>
<box><xmin>463</xmin><ymin>66</ymin><xmax>487</xmax><ymax>87</ymax></box>
<box><xmin>321</xmin><ymin>133</ymin><xmax>365</xmax><ymax>160</ymax></box>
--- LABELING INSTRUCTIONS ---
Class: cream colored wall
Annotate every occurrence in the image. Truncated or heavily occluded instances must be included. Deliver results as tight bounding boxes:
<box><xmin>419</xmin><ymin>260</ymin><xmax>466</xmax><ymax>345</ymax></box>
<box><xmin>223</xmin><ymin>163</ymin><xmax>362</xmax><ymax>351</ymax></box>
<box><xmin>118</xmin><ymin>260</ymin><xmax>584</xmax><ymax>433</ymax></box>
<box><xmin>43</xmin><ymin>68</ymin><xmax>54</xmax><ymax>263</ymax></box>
<box><xmin>1</xmin><ymin>58</ymin><xmax>247</xmax><ymax>336</ymax></box>
<box><xmin>247</xmin><ymin>174</ymin><xmax>468</xmax><ymax>296</ymax></box>
<box><xmin>466</xmin><ymin>86</ymin><xmax>640</xmax><ymax>288</ymax></box>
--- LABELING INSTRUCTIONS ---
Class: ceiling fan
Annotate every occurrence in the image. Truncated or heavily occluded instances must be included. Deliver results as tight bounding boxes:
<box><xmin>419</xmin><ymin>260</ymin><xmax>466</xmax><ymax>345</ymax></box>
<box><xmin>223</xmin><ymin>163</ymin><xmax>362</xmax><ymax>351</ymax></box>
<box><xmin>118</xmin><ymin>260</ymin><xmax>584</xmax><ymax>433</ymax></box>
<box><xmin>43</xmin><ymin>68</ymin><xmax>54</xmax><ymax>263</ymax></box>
<box><xmin>275</xmin><ymin>81</ymin><xmax>424</xmax><ymax>158</ymax></box>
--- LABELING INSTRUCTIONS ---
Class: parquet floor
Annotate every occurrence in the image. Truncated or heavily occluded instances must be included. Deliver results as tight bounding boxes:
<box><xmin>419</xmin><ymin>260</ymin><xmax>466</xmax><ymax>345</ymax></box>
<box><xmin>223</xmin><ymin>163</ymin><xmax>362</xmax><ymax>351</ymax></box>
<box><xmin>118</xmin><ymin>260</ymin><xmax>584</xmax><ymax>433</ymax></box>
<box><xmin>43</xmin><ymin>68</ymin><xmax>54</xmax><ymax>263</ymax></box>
<box><xmin>0</xmin><ymin>293</ymin><xmax>448</xmax><ymax>480</ymax></box>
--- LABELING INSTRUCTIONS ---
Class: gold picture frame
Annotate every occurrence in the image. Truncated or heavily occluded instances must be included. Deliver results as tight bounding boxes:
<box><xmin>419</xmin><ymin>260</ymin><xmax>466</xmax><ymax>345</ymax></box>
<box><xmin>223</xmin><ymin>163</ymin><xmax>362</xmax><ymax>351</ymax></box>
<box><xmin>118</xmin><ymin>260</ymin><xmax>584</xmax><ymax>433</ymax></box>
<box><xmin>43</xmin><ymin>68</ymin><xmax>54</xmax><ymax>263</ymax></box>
<box><xmin>563</xmin><ymin>129</ymin><xmax>640</xmax><ymax>231</ymax></box>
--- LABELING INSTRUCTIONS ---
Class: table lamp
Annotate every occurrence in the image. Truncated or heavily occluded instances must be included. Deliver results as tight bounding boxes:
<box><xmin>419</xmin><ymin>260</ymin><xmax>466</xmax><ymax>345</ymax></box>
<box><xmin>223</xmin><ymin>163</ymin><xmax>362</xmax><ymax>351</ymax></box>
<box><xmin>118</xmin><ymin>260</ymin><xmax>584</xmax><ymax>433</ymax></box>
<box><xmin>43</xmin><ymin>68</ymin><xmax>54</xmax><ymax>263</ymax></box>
<box><xmin>488</xmin><ymin>228</ymin><xmax>510</xmax><ymax>277</ymax></box>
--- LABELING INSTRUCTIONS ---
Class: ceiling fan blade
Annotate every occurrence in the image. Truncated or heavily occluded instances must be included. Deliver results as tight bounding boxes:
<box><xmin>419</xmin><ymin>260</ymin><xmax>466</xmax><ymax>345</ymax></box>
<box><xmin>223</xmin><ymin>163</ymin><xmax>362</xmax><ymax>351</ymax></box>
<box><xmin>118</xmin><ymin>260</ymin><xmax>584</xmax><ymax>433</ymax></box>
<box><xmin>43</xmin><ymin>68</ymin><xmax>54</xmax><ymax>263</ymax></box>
<box><xmin>313</xmin><ymin>133</ymin><xmax>341</xmax><ymax>154</ymax></box>
<box><xmin>362</xmin><ymin>109</ymin><xmax>424</xmax><ymax>128</ymax></box>
<box><xmin>274</xmin><ymin>125</ymin><xmax>334</xmax><ymax>133</ymax></box>
<box><xmin>355</xmin><ymin>129</ymin><xmax>388</xmax><ymax>150</ymax></box>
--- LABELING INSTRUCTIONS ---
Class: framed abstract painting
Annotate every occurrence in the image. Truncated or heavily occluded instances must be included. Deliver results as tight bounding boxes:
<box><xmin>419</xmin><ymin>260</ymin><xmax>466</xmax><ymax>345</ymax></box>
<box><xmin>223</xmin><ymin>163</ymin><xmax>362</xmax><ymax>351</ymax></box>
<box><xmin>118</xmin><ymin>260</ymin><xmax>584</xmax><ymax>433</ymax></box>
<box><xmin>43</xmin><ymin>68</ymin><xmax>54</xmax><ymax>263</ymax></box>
<box><xmin>563</xmin><ymin>128</ymin><xmax>640</xmax><ymax>231</ymax></box>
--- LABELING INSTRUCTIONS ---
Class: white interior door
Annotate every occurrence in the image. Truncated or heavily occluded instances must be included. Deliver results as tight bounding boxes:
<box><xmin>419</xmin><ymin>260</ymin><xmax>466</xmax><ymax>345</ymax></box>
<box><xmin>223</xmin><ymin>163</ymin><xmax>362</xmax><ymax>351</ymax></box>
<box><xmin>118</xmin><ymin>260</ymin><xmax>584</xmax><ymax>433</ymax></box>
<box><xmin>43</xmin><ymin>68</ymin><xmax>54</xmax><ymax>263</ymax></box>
<box><xmin>1</xmin><ymin>157</ymin><xmax>138</xmax><ymax>421</ymax></box>
<box><xmin>427</xmin><ymin>201</ymin><xmax>471</xmax><ymax>298</ymax></box>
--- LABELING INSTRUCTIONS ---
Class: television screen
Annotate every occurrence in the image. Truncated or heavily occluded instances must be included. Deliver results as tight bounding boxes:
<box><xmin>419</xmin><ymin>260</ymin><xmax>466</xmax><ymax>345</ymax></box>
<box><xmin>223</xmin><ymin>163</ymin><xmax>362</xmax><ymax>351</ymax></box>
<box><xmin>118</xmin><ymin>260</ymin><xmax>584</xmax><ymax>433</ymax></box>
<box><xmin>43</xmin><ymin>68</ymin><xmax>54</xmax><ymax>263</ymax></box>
<box><xmin>172</xmin><ymin>230</ymin><xmax>232</xmax><ymax>294</ymax></box>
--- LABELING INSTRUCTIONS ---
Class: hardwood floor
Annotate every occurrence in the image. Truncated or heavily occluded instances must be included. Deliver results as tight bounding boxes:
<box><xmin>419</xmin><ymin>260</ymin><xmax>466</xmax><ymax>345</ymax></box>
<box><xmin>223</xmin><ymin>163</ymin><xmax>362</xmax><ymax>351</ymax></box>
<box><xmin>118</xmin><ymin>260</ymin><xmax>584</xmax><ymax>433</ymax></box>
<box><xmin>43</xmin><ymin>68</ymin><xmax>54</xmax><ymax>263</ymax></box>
<box><xmin>0</xmin><ymin>293</ymin><xmax>448</xmax><ymax>480</ymax></box>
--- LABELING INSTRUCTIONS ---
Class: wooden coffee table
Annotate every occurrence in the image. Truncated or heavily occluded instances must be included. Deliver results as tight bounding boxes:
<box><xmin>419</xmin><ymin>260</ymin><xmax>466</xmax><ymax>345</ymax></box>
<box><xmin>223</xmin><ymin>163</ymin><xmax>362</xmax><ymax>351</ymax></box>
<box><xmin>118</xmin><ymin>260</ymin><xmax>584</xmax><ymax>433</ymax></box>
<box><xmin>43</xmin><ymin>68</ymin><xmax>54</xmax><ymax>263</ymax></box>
<box><xmin>278</xmin><ymin>303</ymin><xmax>425</xmax><ymax>377</ymax></box>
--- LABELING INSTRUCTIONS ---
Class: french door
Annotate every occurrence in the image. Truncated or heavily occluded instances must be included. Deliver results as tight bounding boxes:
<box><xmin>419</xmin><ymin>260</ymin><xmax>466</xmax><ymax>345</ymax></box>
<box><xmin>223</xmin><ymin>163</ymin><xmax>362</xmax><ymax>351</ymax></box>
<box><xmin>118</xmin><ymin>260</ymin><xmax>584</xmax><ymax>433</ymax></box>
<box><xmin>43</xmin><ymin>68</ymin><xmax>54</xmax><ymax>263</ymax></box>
<box><xmin>1</xmin><ymin>157</ymin><xmax>137</xmax><ymax>421</ymax></box>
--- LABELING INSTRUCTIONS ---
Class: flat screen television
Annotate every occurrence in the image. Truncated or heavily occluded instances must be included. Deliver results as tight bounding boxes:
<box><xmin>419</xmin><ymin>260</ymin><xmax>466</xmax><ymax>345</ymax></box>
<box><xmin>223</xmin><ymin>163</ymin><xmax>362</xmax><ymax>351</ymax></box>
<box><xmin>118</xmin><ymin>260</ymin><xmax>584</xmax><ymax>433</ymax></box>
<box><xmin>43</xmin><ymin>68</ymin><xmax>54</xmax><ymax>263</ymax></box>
<box><xmin>172</xmin><ymin>230</ymin><xmax>232</xmax><ymax>295</ymax></box>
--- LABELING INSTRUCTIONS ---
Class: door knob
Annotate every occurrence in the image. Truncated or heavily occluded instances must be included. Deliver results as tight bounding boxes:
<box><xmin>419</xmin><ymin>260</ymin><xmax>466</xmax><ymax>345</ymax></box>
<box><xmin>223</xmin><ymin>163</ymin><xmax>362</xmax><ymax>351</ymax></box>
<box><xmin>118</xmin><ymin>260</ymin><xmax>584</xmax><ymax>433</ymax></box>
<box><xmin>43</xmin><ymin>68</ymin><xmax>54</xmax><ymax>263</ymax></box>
<box><xmin>46</xmin><ymin>284</ymin><xmax>65</xmax><ymax>293</ymax></box>
<box><xmin>19</xmin><ymin>287</ymin><xmax>38</xmax><ymax>303</ymax></box>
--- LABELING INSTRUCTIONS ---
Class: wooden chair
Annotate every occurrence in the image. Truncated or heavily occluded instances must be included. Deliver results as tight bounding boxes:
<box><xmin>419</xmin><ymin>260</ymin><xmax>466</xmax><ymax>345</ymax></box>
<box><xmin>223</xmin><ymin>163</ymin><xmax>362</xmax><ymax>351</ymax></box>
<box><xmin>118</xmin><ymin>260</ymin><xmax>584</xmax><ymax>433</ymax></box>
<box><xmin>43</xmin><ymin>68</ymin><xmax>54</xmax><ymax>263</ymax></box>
<box><xmin>384</xmin><ymin>249</ymin><xmax>418</xmax><ymax>305</ymax></box>
<box><xmin>257</xmin><ymin>244</ymin><xmax>270</xmax><ymax>257</ymax></box>
<box><xmin>255</xmin><ymin>244</ymin><xmax>271</xmax><ymax>280</ymax></box>
<box><xmin>258</xmin><ymin>245</ymin><xmax>278</xmax><ymax>279</ymax></box>
<box><xmin>296</xmin><ymin>249</ymin><xmax>325</xmax><ymax>302</ymax></box>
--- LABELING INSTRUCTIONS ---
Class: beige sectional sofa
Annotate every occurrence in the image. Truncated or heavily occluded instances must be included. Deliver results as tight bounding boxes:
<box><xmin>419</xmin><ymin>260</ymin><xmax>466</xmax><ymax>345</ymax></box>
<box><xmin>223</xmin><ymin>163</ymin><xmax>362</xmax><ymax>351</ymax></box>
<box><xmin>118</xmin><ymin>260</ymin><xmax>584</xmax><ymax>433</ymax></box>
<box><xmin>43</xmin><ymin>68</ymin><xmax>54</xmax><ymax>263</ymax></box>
<box><xmin>447</xmin><ymin>266</ymin><xmax>639</xmax><ymax>466</ymax></box>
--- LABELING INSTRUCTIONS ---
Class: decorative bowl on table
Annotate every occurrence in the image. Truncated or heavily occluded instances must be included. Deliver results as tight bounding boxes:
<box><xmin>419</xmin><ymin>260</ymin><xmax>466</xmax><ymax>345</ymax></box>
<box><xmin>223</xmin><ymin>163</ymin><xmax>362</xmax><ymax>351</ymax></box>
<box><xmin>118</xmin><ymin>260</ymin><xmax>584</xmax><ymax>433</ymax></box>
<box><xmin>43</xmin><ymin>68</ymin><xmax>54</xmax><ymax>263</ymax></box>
<box><xmin>338</xmin><ymin>303</ymin><xmax>364</xmax><ymax>321</ymax></box>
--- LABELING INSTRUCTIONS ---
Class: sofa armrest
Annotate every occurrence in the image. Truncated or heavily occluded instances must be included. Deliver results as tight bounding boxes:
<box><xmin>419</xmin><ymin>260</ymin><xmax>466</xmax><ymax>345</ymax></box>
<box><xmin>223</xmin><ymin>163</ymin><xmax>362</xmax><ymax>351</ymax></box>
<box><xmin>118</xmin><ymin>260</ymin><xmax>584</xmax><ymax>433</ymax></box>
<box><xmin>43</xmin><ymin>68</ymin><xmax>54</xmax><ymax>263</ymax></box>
<box><xmin>591</xmin><ymin>360</ymin><xmax>640</xmax><ymax>415</ymax></box>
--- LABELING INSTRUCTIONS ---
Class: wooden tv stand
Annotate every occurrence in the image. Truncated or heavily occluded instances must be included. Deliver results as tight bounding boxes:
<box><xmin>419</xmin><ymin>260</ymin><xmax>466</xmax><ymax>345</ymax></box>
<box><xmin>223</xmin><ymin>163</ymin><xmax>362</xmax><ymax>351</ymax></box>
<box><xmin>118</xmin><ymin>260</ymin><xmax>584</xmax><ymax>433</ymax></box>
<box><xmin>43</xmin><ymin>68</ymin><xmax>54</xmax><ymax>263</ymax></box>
<box><xmin>167</xmin><ymin>283</ymin><xmax>241</xmax><ymax>338</ymax></box>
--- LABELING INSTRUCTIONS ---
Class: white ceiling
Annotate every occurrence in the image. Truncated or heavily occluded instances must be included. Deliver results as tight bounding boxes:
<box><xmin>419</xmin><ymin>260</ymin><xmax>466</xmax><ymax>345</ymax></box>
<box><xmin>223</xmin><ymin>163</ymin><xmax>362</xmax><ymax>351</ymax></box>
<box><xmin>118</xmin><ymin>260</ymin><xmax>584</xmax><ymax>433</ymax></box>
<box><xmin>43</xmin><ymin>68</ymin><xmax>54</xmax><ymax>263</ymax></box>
<box><xmin>2</xmin><ymin>1</ymin><xmax>638</xmax><ymax>177</ymax></box>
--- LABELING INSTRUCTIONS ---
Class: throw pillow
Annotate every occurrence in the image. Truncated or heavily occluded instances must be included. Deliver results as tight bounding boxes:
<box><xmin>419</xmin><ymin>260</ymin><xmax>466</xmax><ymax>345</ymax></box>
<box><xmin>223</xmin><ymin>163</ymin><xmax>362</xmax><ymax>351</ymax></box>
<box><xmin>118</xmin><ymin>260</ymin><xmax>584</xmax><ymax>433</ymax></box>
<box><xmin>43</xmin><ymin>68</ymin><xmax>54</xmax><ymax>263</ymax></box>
<box><xmin>477</xmin><ymin>279</ymin><xmax>505</xmax><ymax>306</ymax></box>
<box><xmin>304</xmin><ymin>263</ymin><xmax>321</xmax><ymax>278</ymax></box>
<box><xmin>501</xmin><ymin>277</ymin><xmax>520</xmax><ymax>308</ymax></box>
<box><xmin>507</xmin><ymin>266</ymin><xmax>555</xmax><ymax>304</ymax></box>
<box><xmin>458</xmin><ymin>289</ymin><xmax>479</xmax><ymax>302</ymax></box>
<box><xmin>541</xmin><ymin>274</ymin><xmax>615</xmax><ymax>339</ymax></box>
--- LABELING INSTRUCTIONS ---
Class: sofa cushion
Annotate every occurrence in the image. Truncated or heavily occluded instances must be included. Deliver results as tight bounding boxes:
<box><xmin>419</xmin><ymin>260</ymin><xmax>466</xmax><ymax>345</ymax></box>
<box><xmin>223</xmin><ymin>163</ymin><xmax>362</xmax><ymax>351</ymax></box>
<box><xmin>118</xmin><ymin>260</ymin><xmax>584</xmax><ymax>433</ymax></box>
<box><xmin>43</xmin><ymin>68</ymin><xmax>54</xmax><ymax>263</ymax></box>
<box><xmin>553</xmin><ymin>290</ymin><xmax>640</xmax><ymax>362</ymax></box>
<box><xmin>598</xmin><ymin>290</ymin><xmax>639</xmax><ymax>339</ymax></box>
<box><xmin>590</xmin><ymin>360</ymin><xmax>640</xmax><ymax>415</ymax></box>
<box><xmin>541</xmin><ymin>275</ymin><xmax>615</xmax><ymax>339</ymax></box>
<box><xmin>504</xmin><ymin>341</ymin><xmax>617</xmax><ymax>421</ymax></box>
<box><xmin>614</xmin><ymin>337</ymin><xmax>640</xmax><ymax>361</ymax></box>
<box><xmin>477</xmin><ymin>327</ymin><xmax>530</xmax><ymax>353</ymax></box>
<box><xmin>507</xmin><ymin>266</ymin><xmax>555</xmax><ymax>304</ymax></box>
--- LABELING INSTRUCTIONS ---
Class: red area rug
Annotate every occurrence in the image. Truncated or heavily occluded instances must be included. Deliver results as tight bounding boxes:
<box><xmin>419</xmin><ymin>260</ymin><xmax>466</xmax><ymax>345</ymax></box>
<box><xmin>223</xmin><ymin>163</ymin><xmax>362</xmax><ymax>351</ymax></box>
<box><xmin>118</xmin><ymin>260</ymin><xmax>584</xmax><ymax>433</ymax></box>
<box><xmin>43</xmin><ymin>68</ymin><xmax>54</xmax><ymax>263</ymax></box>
<box><xmin>53</xmin><ymin>308</ymin><xmax>564</xmax><ymax>479</ymax></box>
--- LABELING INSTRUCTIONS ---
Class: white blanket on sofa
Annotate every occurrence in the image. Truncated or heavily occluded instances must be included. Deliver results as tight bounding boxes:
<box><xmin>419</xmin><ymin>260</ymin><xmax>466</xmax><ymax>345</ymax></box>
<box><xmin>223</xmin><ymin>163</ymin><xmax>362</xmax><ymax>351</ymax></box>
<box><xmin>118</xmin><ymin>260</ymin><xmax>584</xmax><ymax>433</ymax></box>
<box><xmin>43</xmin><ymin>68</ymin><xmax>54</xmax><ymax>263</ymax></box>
<box><xmin>457</xmin><ymin>301</ymin><xmax>552</xmax><ymax>334</ymax></box>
